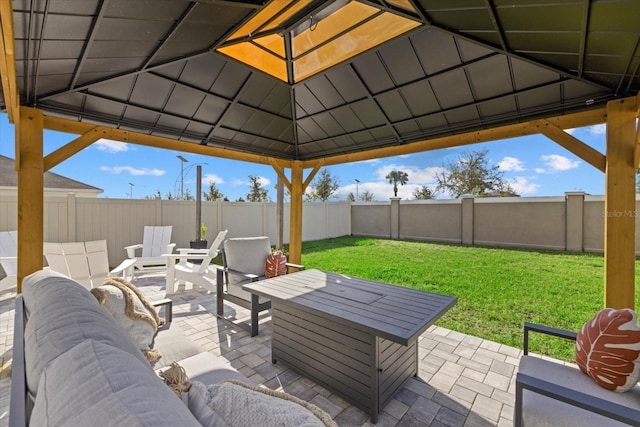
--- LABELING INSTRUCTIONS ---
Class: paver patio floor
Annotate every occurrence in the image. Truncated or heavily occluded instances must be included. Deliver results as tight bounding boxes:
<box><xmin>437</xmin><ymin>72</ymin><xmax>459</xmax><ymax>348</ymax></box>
<box><xmin>0</xmin><ymin>272</ymin><xmax>521</xmax><ymax>426</ymax></box>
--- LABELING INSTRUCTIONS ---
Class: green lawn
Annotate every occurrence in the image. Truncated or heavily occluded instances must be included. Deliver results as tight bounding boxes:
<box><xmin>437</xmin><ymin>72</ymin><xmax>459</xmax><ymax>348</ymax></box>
<box><xmin>298</xmin><ymin>236</ymin><xmax>640</xmax><ymax>361</ymax></box>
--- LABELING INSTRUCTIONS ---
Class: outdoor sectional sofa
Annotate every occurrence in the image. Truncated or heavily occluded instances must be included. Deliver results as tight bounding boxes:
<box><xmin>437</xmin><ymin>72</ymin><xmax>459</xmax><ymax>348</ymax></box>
<box><xmin>9</xmin><ymin>269</ymin><xmax>252</xmax><ymax>426</ymax></box>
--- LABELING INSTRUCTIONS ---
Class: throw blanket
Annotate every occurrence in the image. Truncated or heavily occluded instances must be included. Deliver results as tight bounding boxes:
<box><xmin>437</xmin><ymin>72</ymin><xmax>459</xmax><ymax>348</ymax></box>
<box><xmin>91</xmin><ymin>277</ymin><xmax>163</xmax><ymax>362</ymax></box>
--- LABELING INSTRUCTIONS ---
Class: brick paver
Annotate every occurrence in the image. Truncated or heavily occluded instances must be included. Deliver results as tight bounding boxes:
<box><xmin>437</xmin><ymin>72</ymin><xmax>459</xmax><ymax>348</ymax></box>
<box><xmin>0</xmin><ymin>273</ymin><xmax>522</xmax><ymax>426</ymax></box>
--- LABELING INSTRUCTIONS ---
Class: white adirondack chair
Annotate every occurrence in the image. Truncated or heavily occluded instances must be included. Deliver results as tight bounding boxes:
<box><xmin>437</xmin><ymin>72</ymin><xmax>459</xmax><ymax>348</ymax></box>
<box><xmin>165</xmin><ymin>230</ymin><xmax>228</xmax><ymax>295</ymax></box>
<box><xmin>0</xmin><ymin>230</ymin><xmax>17</xmax><ymax>292</ymax></box>
<box><xmin>125</xmin><ymin>226</ymin><xmax>176</xmax><ymax>276</ymax></box>
<box><xmin>44</xmin><ymin>240</ymin><xmax>135</xmax><ymax>290</ymax></box>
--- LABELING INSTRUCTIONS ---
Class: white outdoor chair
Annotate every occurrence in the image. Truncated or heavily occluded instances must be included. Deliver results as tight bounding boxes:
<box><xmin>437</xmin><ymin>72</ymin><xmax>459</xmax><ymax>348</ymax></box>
<box><xmin>164</xmin><ymin>230</ymin><xmax>228</xmax><ymax>295</ymax></box>
<box><xmin>125</xmin><ymin>226</ymin><xmax>176</xmax><ymax>276</ymax></box>
<box><xmin>0</xmin><ymin>230</ymin><xmax>17</xmax><ymax>292</ymax></box>
<box><xmin>44</xmin><ymin>240</ymin><xmax>135</xmax><ymax>290</ymax></box>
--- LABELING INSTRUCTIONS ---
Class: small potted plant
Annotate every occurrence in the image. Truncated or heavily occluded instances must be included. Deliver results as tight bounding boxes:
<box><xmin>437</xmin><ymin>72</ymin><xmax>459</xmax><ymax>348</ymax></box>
<box><xmin>190</xmin><ymin>224</ymin><xmax>208</xmax><ymax>250</ymax></box>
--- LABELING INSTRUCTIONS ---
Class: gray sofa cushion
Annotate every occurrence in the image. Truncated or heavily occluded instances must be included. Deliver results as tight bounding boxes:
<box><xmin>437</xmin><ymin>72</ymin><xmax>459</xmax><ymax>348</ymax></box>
<box><xmin>22</xmin><ymin>270</ymin><xmax>148</xmax><ymax>395</ymax></box>
<box><xmin>151</xmin><ymin>322</ymin><xmax>204</xmax><ymax>370</ymax></box>
<box><xmin>177</xmin><ymin>351</ymin><xmax>254</xmax><ymax>386</ymax></box>
<box><xmin>224</xmin><ymin>236</ymin><xmax>272</xmax><ymax>281</ymax></box>
<box><xmin>519</xmin><ymin>355</ymin><xmax>640</xmax><ymax>427</ymax></box>
<box><xmin>30</xmin><ymin>339</ymin><xmax>200</xmax><ymax>426</ymax></box>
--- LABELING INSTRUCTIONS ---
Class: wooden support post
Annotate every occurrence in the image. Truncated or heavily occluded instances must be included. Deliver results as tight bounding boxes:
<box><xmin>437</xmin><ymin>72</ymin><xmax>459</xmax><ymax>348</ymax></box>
<box><xmin>288</xmin><ymin>161</ymin><xmax>304</xmax><ymax>266</ymax></box>
<box><xmin>604</xmin><ymin>98</ymin><xmax>637</xmax><ymax>309</ymax></box>
<box><xmin>16</xmin><ymin>107</ymin><xmax>44</xmax><ymax>292</ymax></box>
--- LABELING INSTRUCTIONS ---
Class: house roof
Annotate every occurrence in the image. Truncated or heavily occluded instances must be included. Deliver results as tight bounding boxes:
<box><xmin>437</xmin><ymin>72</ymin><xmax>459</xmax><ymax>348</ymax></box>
<box><xmin>4</xmin><ymin>0</ymin><xmax>639</xmax><ymax>162</ymax></box>
<box><xmin>0</xmin><ymin>155</ymin><xmax>102</xmax><ymax>193</ymax></box>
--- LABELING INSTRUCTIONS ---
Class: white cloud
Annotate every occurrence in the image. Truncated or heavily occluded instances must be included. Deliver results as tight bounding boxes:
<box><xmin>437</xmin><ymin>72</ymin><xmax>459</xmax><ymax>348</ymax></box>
<box><xmin>588</xmin><ymin>124</ymin><xmax>606</xmax><ymax>135</ymax></box>
<box><xmin>94</xmin><ymin>139</ymin><xmax>129</xmax><ymax>153</ymax></box>
<box><xmin>497</xmin><ymin>156</ymin><xmax>525</xmax><ymax>172</ymax></box>
<box><xmin>510</xmin><ymin>177</ymin><xmax>540</xmax><ymax>195</ymax></box>
<box><xmin>203</xmin><ymin>173</ymin><xmax>223</xmax><ymax>185</ymax></box>
<box><xmin>99</xmin><ymin>166</ymin><xmax>165</xmax><ymax>176</ymax></box>
<box><xmin>231</xmin><ymin>176</ymin><xmax>270</xmax><ymax>187</ymax></box>
<box><xmin>540</xmin><ymin>154</ymin><xmax>580</xmax><ymax>171</ymax></box>
<box><xmin>534</xmin><ymin>168</ymin><xmax>545</xmax><ymax>174</ymax></box>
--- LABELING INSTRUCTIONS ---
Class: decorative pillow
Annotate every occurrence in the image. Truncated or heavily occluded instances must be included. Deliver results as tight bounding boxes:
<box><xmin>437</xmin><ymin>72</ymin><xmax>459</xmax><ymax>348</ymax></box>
<box><xmin>90</xmin><ymin>277</ymin><xmax>164</xmax><ymax>362</ymax></box>
<box><xmin>265</xmin><ymin>250</ymin><xmax>287</xmax><ymax>278</ymax></box>
<box><xmin>187</xmin><ymin>380</ymin><xmax>337</xmax><ymax>427</ymax></box>
<box><xmin>575</xmin><ymin>308</ymin><xmax>640</xmax><ymax>392</ymax></box>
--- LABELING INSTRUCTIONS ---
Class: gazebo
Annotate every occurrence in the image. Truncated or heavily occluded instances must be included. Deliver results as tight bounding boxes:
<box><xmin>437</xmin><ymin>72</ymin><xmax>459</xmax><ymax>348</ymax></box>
<box><xmin>0</xmin><ymin>0</ymin><xmax>638</xmax><ymax>308</ymax></box>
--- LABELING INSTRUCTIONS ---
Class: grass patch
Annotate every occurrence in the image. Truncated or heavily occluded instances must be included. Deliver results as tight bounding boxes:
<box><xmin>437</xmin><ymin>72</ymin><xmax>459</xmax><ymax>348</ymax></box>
<box><xmin>299</xmin><ymin>236</ymin><xmax>640</xmax><ymax>361</ymax></box>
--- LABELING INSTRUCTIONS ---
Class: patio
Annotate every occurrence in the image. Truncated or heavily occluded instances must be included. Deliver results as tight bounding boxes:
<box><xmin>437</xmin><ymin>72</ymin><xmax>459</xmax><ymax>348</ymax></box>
<box><xmin>0</xmin><ymin>273</ymin><xmax>522</xmax><ymax>427</ymax></box>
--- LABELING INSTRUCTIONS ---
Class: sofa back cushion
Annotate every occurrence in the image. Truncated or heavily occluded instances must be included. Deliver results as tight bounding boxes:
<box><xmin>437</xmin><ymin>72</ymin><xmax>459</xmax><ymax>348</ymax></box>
<box><xmin>30</xmin><ymin>339</ymin><xmax>200</xmax><ymax>426</ymax></box>
<box><xmin>22</xmin><ymin>270</ymin><xmax>148</xmax><ymax>396</ymax></box>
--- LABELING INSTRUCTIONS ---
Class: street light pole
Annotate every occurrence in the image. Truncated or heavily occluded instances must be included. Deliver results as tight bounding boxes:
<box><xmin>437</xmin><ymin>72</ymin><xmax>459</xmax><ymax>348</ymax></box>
<box><xmin>177</xmin><ymin>155</ymin><xmax>189</xmax><ymax>199</ymax></box>
<box><xmin>355</xmin><ymin>179</ymin><xmax>360</xmax><ymax>201</ymax></box>
<box><xmin>128</xmin><ymin>182</ymin><xmax>134</xmax><ymax>199</ymax></box>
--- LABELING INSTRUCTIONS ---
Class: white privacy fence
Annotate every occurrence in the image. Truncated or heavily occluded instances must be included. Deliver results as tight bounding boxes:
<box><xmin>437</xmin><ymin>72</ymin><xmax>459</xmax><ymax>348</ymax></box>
<box><xmin>0</xmin><ymin>194</ymin><xmax>351</xmax><ymax>267</ymax></box>
<box><xmin>0</xmin><ymin>192</ymin><xmax>635</xmax><ymax>268</ymax></box>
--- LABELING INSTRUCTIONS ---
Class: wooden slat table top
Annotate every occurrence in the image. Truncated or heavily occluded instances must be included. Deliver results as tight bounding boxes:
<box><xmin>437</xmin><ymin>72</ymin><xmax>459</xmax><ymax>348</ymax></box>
<box><xmin>243</xmin><ymin>269</ymin><xmax>457</xmax><ymax>345</ymax></box>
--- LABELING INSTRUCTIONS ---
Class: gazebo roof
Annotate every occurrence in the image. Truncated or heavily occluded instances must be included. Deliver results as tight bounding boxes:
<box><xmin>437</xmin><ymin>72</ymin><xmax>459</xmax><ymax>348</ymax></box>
<box><xmin>5</xmin><ymin>0</ymin><xmax>638</xmax><ymax>162</ymax></box>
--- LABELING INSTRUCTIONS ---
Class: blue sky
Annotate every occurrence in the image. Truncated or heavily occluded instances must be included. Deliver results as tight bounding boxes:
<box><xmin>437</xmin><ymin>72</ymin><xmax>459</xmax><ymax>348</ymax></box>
<box><xmin>0</xmin><ymin>113</ymin><xmax>608</xmax><ymax>201</ymax></box>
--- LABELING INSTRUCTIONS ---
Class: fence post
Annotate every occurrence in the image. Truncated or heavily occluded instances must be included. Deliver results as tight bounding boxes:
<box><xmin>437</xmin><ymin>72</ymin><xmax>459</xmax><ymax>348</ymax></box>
<box><xmin>154</xmin><ymin>196</ymin><xmax>162</xmax><ymax>225</ymax></box>
<box><xmin>565</xmin><ymin>191</ymin><xmax>585</xmax><ymax>252</ymax></box>
<box><xmin>67</xmin><ymin>192</ymin><xmax>76</xmax><ymax>242</ymax></box>
<box><xmin>390</xmin><ymin>197</ymin><xmax>400</xmax><ymax>239</ymax></box>
<box><xmin>461</xmin><ymin>195</ymin><xmax>474</xmax><ymax>245</ymax></box>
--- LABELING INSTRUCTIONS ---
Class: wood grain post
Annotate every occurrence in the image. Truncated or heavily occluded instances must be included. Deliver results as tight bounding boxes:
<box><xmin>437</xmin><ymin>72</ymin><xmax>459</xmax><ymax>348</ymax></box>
<box><xmin>604</xmin><ymin>97</ymin><xmax>637</xmax><ymax>309</ymax></box>
<box><xmin>16</xmin><ymin>107</ymin><xmax>44</xmax><ymax>291</ymax></box>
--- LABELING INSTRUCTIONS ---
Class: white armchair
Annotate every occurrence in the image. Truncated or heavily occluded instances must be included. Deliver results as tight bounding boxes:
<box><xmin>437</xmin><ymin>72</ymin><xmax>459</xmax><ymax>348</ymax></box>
<box><xmin>164</xmin><ymin>230</ymin><xmax>228</xmax><ymax>295</ymax></box>
<box><xmin>0</xmin><ymin>230</ymin><xmax>17</xmax><ymax>292</ymax></box>
<box><xmin>125</xmin><ymin>226</ymin><xmax>176</xmax><ymax>276</ymax></box>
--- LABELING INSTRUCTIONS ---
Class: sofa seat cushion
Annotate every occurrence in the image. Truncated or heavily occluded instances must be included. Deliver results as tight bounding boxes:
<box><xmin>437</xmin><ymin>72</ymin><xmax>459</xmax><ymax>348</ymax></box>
<box><xmin>174</xmin><ymin>351</ymin><xmax>253</xmax><ymax>386</ymax></box>
<box><xmin>519</xmin><ymin>355</ymin><xmax>640</xmax><ymax>427</ymax></box>
<box><xmin>30</xmin><ymin>339</ymin><xmax>200</xmax><ymax>427</ymax></box>
<box><xmin>22</xmin><ymin>270</ymin><xmax>148</xmax><ymax>395</ymax></box>
<box><xmin>151</xmin><ymin>322</ymin><xmax>204</xmax><ymax>370</ymax></box>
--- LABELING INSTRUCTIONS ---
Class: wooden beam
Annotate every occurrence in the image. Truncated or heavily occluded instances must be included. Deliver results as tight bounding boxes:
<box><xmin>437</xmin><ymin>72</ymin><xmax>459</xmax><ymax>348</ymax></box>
<box><xmin>42</xmin><ymin>115</ymin><xmax>290</xmax><ymax>168</ymax></box>
<box><xmin>271</xmin><ymin>162</ymin><xmax>291</xmax><ymax>190</ymax></box>
<box><xmin>304</xmin><ymin>108</ymin><xmax>607</xmax><ymax>168</ymax></box>
<box><xmin>604</xmin><ymin>97</ymin><xmax>637</xmax><ymax>309</ymax></box>
<box><xmin>302</xmin><ymin>165</ymin><xmax>320</xmax><ymax>191</ymax></box>
<box><xmin>0</xmin><ymin>0</ymin><xmax>19</xmax><ymax>123</ymax></box>
<box><xmin>537</xmin><ymin>119</ymin><xmax>606</xmax><ymax>172</ymax></box>
<box><xmin>16</xmin><ymin>107</ymin><xmax>44</xmax><ymax>292</ymax></box>
<box><xmin>44</xmin><ymin>127</ymin><xmax>102</xmax><ymax>171</ymax></box>
<box><xmin>288</xmin><ymin>161</ymin><xmax>304</xmax><ymax>267</ymax></box>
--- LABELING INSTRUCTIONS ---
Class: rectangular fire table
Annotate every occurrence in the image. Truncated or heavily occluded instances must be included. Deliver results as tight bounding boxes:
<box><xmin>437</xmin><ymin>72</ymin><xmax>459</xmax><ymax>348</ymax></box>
<box><xmin>243</xmin><ymin>269</ymin><xmax>457</xmax><ymax>423</ymax></box>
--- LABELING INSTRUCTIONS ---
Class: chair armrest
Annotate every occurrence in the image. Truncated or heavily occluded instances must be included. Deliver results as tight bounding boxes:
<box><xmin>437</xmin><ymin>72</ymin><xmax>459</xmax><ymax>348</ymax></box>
<box><xmin>152</xmin><ymin>298</ymin><xmax>173</xmax><ymax>323</ymax></box>
<box><xmin>523</xmin><ymin>322</ymin><xmax>577</xmax><ymax>355</ymax></box>
<box><xmin>164</xmin><ymin>253</ymin><xmax>210</xmax><ymax>260</ymax></box>
<box><xmin>164</xmin><ymin>243</ymin><xmax>177</xmax><ymax>254</ymax></box>
<box><xmin>515</xmin><ymin>372</ymin><xmax>640</xmax><ymax>427</ymax></box>
<box><xmin>285</xmin><ymin>262</ymin><xmax>305</xmax><ymax>271</ymax></box>
<box><xmin>0</xmin><ymin>256</ymin><xmax>17</xmax><ymax>261</ymax></box>
<box><xmin>177</xmin><ymin>248</ymin><xmax>210</xmax><ymax>255</ymax></box>
<box><xmin>124</xmin><ymin>243</ymin><xmax>143</xmax><ymax>258</ymax></box>
<box><xmin>225</xmin><ymin>267</ymin><xmax>259</xmax><ymax>281</ymax></box>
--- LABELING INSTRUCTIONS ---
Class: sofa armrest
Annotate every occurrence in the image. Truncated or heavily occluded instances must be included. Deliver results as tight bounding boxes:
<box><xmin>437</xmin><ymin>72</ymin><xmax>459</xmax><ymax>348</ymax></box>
<box><xmin>152</xmin><ymin>298</ymin><xmax>173</xmax><ymax>323</ymax></box>
<box><xmin>10</xmin><ymin>295</ymin><xmax>27</xmax><ymax>427</ymax></box>
<box><xmin>515</xmin><ymin>372</ymin><xmax>640</xmax><ymax>427</ymax></box>
<box><xmin>523</xmin><ymin>322</ymin><xmax>577</xmax><ymax>355</ymax></box>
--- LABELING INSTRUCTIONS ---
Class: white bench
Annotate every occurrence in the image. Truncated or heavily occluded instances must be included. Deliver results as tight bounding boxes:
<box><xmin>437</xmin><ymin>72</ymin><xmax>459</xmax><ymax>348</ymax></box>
<box><xmin>44</xmin><ymin>240</ymin><xmax>135</xmax><ymax>289</ymax></box>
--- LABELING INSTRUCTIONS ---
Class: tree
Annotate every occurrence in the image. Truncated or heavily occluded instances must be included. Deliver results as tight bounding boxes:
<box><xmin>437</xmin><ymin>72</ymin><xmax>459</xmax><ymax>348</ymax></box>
<box><xmin>360</xmin><ymin>190</ymin><xmax>375</xmax><ymax>201</ymax></box>
<box><xmin>413</xmin><ymin>186</ymin><xmax>436</xmax><ymax>200</ymax></box>
<box><xmin>203</xmin><ymin>182</ymin><xmax>225</xmax><ymax>201</ymax></box>
<box><xmin>346</xmin><ymin>192</ymin><xmax>355</xmax><ymax>202</ymax></box>
<box><xmin>435</xmin><ymin>149</ymin><xmax>518</xmax><ymax>198</ymax></box>
<box><xmin>308</xmin><ymin>168</ymin><xmax>340</xmax><ymax>202</ymax></box>
<box><xmin>385</xmin><ymin>170</ymin><xmax>409</xmax><ymax>197</ymax></box>
<box><xmin>246</xmin><ymin>175</ymin><xmax>270</xmax><ymax>202</ymax></box>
